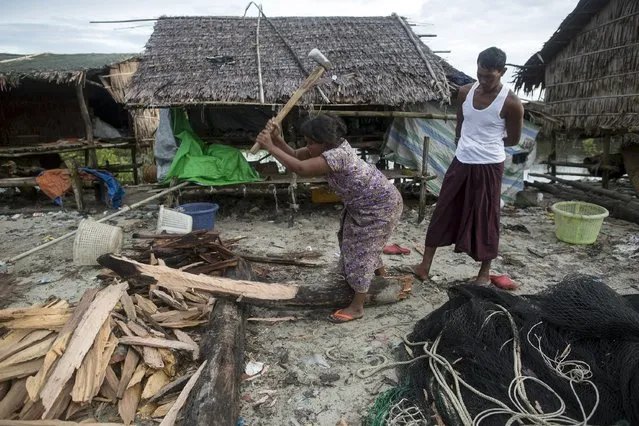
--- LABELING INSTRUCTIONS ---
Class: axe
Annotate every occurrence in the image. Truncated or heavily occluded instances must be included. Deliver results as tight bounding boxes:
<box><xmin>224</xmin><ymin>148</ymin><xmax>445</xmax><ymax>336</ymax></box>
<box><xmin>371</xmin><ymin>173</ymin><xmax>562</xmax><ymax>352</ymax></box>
<box><xmin>249</xmin><ymin>48</ymin><xmax>333</xmax><ymax>154</ymax></box>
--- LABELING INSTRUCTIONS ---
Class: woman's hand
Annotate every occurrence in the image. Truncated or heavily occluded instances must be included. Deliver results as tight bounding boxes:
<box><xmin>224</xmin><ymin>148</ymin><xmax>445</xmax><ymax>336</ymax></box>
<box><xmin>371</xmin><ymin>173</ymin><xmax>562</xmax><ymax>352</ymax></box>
<box><xmin>256</xmin><ymin>129</ymin><xmax>274</xmax><ymax>150</ymax></box>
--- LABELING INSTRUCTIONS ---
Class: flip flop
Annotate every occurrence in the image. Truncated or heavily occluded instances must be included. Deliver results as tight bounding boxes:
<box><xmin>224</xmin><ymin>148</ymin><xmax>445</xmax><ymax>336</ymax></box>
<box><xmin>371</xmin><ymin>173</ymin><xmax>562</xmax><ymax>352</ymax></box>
<box><xmin>328</xmin><ymin>309</ymin><xmax>363</xmax><ymax>324</ymax></box>
<box><xmin>383</xmin><ymin>244</ymin><xmax>411</xmax><ymax>255</ymax></box>
<box><xmin>490</xmin><ymin>274</ymin><xmax>519</xmax><ymax>290</ymax></box>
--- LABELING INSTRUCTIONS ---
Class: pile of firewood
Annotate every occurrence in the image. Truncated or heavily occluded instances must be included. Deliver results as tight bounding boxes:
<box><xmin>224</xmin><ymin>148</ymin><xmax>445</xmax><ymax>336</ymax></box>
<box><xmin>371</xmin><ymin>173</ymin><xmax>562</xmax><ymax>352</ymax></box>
<box><xmin>0</xmin><ymin>280</ymin><xmax>212</xmax><ymax>424</ymax></box>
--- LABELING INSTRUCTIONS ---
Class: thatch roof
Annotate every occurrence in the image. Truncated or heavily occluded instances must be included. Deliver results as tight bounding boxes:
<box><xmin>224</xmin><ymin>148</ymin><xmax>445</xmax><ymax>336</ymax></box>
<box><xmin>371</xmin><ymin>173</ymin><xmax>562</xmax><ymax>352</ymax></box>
<box><xmin>0</xmin><ymin>53</ymin><xmax>137</xmax><ymax>90</ymax></box>
<box><xmin>127</xmin><ymin>15</ymin><xmax>455</xmax><ymax>107</ymax></box>
<box><xmin>513</xmin><ymin>0</ymin><xmax>639</xmax><ymax>133</ymax></box>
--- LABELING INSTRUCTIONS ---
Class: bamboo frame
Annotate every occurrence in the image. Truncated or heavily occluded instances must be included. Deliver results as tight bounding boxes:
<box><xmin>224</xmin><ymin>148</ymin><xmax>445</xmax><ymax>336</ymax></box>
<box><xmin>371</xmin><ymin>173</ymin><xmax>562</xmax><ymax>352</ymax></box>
<box><xmin>556</xmin><ymin>41</ymin><xmax>639</xmax><ymax>62</ymax></box>
<box><xmin>313</xmin><ymin>110</ymin><xmax>456</xmax><ymax>120</ymax></box>
<box><xmin>546</xmin><ymin>93</ymin><xmax>639</xmax><ymax>104</ymax></box>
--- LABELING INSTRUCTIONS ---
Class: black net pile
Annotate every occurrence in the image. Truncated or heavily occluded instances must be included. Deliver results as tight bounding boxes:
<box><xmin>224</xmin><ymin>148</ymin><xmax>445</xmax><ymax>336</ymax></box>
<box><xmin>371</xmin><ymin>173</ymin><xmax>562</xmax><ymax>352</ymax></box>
<box><xmin>407</xmin><ymin>274</ymin><xmax>639</xmax><ymax>426</ymax></box>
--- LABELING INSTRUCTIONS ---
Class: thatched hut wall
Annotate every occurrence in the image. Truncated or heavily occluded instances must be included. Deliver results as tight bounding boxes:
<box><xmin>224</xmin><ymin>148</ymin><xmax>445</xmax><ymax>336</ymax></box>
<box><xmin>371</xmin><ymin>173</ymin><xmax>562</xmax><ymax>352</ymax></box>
<box><xmin>514</xmin><ymin>0</ymin><xmax>639</xmax><ymax>134</ymax></box>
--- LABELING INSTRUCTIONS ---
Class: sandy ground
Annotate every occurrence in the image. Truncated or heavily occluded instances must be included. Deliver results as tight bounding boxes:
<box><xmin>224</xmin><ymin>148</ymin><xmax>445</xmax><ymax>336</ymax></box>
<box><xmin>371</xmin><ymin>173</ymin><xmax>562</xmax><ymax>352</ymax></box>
<box><xmin>1</xmin><ymin>187</ymin><xmax>638</xmax><ymax>425</ymax></box>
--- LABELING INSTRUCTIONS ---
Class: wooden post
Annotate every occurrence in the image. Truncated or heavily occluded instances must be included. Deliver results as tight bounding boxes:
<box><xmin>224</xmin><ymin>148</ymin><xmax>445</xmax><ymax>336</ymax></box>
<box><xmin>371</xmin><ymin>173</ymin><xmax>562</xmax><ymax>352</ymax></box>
<box><xmin>64</xmin><ymin>158</ymin><xmax>84</xmax><ymax>212</ymax></box>
<box><xmin>131</xmin><ymin>144</ymin><xmax>139</xmax><ymax>184</ymax></box>
<box><xmin>75</xmin><ymin>73</ymin><xmax>97</xmax><ymax>169</ymax></box>
<box><xmin>417</xmin><ymin>136</ymin><xmax>430</xmax><ymax>224</ymax></box>
<box><xmin>549</xmin><ymin>131</ymin><xmax>557</xmax><ymax>178</ymax></box>
<box><xmin>165</xmin><ymin>177</ymin><xmax>179</xmax><ymax>208</ymax></box>
<box><xmin>602</xmin><ymin>135</ymin><xmax>611</xmax><ymax>189</ymax></box>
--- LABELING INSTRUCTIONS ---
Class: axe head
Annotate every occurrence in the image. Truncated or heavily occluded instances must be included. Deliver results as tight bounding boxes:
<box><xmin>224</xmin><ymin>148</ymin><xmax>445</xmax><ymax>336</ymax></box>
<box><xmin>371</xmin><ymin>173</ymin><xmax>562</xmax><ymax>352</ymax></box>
<box><xmin>308</xmin><ymin>48</ymin><xmax>332</xmax><ymax>70</ymax></box>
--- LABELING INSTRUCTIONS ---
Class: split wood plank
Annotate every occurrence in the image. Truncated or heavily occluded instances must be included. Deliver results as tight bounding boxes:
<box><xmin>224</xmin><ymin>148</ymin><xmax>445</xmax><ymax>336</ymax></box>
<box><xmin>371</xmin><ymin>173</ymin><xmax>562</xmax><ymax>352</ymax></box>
<box><xmin>119</xmin><ymin>293</ymin><xmax>137</xmax><ymax>321</ymax></box>
<box><xmin>150</xmin><ymin>290</ymin><xmax>188</xmax><ymax>311</ymax></box>
<box><xmin>173</xmin><ymin>330</ymin><xmax>199</xmax><ymax>360</ymax></box>
<box><xmin>147</xmin><ymin>373</ymin><xmax>192</xmax><ymax>403</ymax></box>
<box><xmin>126</xmin><ymin>364</ymin><xmax>147</xmax><ymax>389</ymax></box>
<box><xmin>0</xmin><ymin>330</ymin><xmax>53</xmax><ymax>363</ymax></box>
<box><xmin>42</xmin><ymin>381</ymin><xmax>73</xmax><ymax>420</ymax></box>
<box><xmin>0</xmin><ymin>307</ymin><xmax>70</xmax><ymax>321</ymax></box>
<box><xmin>2</xmin><ymin>314</ymin><xmax>72</xmax><ymax>331</ymax></box>
<box><xmin>0</xmin><ymin>335</ymin><xmax>56</xmax><ymax>368</ymax></box>
<box><xmin>118</xmin><ymin>336</ymin><xmax>198</xmax><ymax>360</ymax></box>
<box><xmin>118</xmin><ymin>382</ymin><xmax>142</xmax><ymax>426</ymax></box>
<box><xmin>158</xmin><ymin>360</ymin><xmax>207</xmax><ymax>426</ymax></box>
<box><xmin>0</xmin><ymin>330</ymin><xmax>31</xmax><ymax>356</ymax></box>
<box><xmin>26</xmin><ymin>289</ymin><xmax>98</xmax><ymax>401</ymax></box>
<box><xmin>151</xmin><ymin>308</ymin><xmax>201</xmax><ymax>324</ymax></box>
<box><xmin>0</xmin><ymin>381</ymin><xmax>10</xmax><ymax>400</ymax></box>
<box><xmin>0</xmin><ymin>378</ymin><xmax>28</xmax><ymax>419</ymax></box>
<box><xmin>0</xmin><ymin>358</ymin><xmax>44</xmax><ymax>382</ymax></box>
<box><xmin>117</xmin><ymin>349</ymin><xmax>140</xmax><ymax>399</ymax></box>
<box><xmin>133</xmin><ymin>295</ymin><xmax>158</xmax><ymax>315</ymax></box>
<box><xmin>39</xmin><ymin>282</ymin><xmax>128</xmax><ymax>417</ymax></box>
<box><xmin>115</xmin><ymin>320</ymin><xmax>164</xmax><ymax>370</ymax></box>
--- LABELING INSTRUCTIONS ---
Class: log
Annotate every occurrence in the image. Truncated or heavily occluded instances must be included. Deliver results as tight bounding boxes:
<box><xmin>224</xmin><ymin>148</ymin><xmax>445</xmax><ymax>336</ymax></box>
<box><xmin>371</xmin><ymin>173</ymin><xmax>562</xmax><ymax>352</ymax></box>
<box><xmin>528</xmin><ymin>181</ymin><xmax>639</xmax><ymax>225</ymax></box>
<box><xmin>0</xmin><ymin>378</ymin><xmax>28</xmax><ymax>418</ymax></box>
<box><xmin>183</xmin><ymin>301</ymin><xmax>243</xmax><ymax>426</ymax></box>
<box><xmin>98</xmin><ymin>255</ymin><xmax>413</xmax><ymax>308</ymax></box>
<box><xmin>529</xmin><ymin>173</ymin><xmax>638</xmax><ymax>203</ymax></box>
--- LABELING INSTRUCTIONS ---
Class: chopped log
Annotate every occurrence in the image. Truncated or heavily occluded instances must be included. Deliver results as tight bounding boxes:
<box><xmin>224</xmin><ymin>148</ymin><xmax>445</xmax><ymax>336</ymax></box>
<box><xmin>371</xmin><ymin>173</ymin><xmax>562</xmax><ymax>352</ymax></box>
<box><xmin>119</xmin><ymin>293</ymin><xmax>137</xmax><ymax>321</ymax></box>
<box><xmin>26</xmin><ymin>289</ymin><xmax>98</xmax><ymax>400</ymax></box>
<box><xmin>160</xmin><ymin>360</ymin><xmax>207</xmax><ymax>426</ymax></box>
<box><xmin>183</xmin><ymin>300</ymin><xmax>244</xmax><ymax>426</ymax></box>
<box><xmin>0</xmin><ymin>378</ymin><xmax>28</xmax><ymax>418</ymax></box>
<box><xmin>147</xmin><ymin>374</ymin><xmax>192</xmax><ymax>403</ymax></box>
<box><xmin>126</xmin><ymin>364</ymin><xmax>146</xmax><ymax>389</ymax></box>
<box><xmin>118</xmin><ymin>382</ymin><xmax>142</xmax><ymax>426</ymax></box>
<box><xmin>150</xmin><ymin>290</ymin><xmax>188</xmax><ymax>311</ymax></box>
<box><xmin>98</xmin><ymin>255</ymin><xmax>413</xmax><ymax>308</ymax></box>
<box><xmin>117</xmin><ymin>349</ymin><xmax>140</xmax><ymax>399</ymax></box>
<box><xmin>118</xmin><ymin>336</ymin><xmax>198</xmax><ymax>360</ymax></box>
<box><xmin>39</xmin><ymin>282</ymin><xmax>127</xmax><ymax>416</ymax></box>
<box><xmin>0</xmin><ymin>330</ymin><xmax>53</xmax><ymax>363</ymax></box>
<box><xmin>0</xmin><ymin>335</ymin><xmax>56</xmax><ymax>368</ymax></box>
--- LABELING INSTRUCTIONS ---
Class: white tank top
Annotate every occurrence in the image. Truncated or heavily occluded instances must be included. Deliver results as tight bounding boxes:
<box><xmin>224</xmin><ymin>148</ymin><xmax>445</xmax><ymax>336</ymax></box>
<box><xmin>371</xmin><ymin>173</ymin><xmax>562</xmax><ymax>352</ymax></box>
<box><xmin>455</xmin><ymin>82</ymin><xmax>509</xmax><ymax>164</ymax></box>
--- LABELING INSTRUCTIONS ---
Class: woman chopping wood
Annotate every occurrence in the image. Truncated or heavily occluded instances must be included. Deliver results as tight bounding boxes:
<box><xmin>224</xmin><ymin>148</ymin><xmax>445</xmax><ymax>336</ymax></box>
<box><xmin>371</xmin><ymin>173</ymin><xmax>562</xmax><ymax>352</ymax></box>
<box><xmin>255</xmin><ymin>114</ymin><xmax>403</xmax><ymax>323</ymax></box>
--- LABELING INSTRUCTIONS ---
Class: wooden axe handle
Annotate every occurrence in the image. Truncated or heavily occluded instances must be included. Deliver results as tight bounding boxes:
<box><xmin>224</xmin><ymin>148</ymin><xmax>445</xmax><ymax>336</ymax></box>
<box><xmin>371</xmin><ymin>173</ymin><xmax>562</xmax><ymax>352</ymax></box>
<box><xmin>249</xmin><ymin>66</ymin><xmax>326</xmax><ymax>154</ymax></box>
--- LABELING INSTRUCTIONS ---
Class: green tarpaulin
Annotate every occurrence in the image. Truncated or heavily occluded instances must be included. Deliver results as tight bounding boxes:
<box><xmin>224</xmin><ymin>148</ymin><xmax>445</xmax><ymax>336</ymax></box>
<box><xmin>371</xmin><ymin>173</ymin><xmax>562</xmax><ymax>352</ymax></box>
<box><xmin>161</xmin><ymin>109</ymin><xmax>262</xmax><ymax>186</ymax></box>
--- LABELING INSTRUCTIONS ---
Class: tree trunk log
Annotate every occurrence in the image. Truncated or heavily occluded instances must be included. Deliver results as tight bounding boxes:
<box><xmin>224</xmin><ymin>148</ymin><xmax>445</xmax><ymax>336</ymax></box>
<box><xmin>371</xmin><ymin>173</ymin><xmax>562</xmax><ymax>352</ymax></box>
<box><xmin>528</xmin><ymin>181</ymin><xmax>639</xmax><ymax>225</ymax></box>
<box><xmin>182</xmin><ymin>300</ymin><xmax>245</xmax><ymax>426</ymax></box>
<box><xmin>97</xmin><ymin>254</ymin><xmax>413</xmax><ymax>308</ymax></box>
<box><xmin>528</xmin><ymin>173</ymin><xmax>637</xmax><ymax>204</ymax></box>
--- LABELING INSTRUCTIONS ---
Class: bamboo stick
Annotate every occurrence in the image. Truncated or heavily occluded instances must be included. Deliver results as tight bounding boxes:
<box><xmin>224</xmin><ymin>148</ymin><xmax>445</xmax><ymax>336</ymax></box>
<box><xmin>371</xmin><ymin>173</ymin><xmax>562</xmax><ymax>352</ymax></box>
<box><xmin>5</xmin><ymin>181</ymin><xmax>190</xmax><ymax>264</ymax></box>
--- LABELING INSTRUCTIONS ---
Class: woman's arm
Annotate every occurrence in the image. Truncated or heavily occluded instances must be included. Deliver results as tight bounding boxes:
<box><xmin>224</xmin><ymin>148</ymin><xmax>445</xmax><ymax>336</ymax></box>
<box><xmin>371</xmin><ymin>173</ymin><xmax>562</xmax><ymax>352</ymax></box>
<box><xmin>268</xmin><ymin>121</ymin><xmax>311</xmax><ymax>160</ymax></box>
<box><xmin>257</xmin><ymin>131</ymin><xmax>329</xmax><ymax>177</ymax></box>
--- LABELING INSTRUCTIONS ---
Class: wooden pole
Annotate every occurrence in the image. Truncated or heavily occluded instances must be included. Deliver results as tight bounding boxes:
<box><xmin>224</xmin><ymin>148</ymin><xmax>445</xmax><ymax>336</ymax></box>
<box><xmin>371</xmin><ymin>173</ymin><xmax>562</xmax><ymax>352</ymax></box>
<box><xmin>550</xmin><ymin>131</ymin><xmax>557</xmax><ymax>178</ymax></box>
<box><xmin>64</xmin><ymin>158</ymin><xmax>85</xmax><ymax>212</ymax></box>
<box><xmin>528</xmin><ymin>173</ymin><xmax>637</xmax><ymax>203</ymax></box>
<box><xmin>76</xmin><ymin>72</ymin><xmax>97</xmax><ymax>168</ymax></box>
<box><xmin>313</xmin><ymin>110</ymin><xmax>456</xmax><ymax>120</ymax></box>
<box><xmin>417</xmin><ymin>136</ymin><xmax>430</xmax><ymax>224</ymax></box>
<box><xmin>131</xmin><ymin>144</ymin><xmax>139</xmax><ymax>184</ymax></box>
<box><xmin>602</xmin><ymin>136</ymin><xmax>611</xmax><ymax>189</ymax></box>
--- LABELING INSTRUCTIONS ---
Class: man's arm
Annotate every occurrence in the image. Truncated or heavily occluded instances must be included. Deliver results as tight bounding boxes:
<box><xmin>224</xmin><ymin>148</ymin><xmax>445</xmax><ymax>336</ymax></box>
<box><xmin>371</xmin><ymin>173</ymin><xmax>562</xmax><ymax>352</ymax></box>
<box><xmin>454</xmin><ymin>84</ymin><xmax>471</xmax><ymax>145</ymax></box>
<box><xmin>503</xmin><ymin>92</ymin><xmax>524</xmax><ymax>147</ymax></box>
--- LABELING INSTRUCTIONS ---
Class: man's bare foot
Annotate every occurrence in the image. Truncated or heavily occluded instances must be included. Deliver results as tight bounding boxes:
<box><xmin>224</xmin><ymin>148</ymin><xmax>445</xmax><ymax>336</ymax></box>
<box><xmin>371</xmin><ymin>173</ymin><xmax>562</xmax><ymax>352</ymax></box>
<box><xmin>410</xmin><ymin>265</ymin><xmax>429</xmax><ymax>281</ymax></box>
<box><xmin>474</xmin><ymin>274</ymin><xmax>491</xmax><ymax>285</ymax></box>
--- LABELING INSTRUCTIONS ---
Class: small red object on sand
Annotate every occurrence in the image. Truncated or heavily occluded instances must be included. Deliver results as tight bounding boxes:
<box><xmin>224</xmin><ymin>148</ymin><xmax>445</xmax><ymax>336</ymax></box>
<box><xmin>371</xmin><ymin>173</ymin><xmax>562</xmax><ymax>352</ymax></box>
<box><xmin>383</xmin><ymin>244</ymin><xmax>411</xmax><ymax>255</ymax></box>
<box><xmin>490</xmin><ymin>274</ymin><xmax>519</xmax><ymax>290</ymax></box>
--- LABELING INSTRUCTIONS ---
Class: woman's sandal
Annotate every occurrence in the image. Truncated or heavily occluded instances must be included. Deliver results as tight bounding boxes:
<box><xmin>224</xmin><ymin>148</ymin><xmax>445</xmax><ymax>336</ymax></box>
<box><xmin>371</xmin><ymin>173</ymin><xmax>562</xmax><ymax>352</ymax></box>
<box><xmin>328</xmin><ymin>309</ymin><xmax>363</xmax><ymax>323</ymax></box>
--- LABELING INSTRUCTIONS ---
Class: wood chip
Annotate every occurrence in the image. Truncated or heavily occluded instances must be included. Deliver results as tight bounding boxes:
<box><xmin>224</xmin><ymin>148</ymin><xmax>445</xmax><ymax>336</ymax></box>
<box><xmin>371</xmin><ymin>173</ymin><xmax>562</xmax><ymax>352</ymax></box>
<box><xmin>158</xmin><ymin>360</ymin><xmax>206</xmax><ymax>426</ymax></box>
<box><xmin>120</xmin><ymin>293</ymin><xmax>137</xmax><ymax>321</ymax></box>
<box><xmin>173</xmin><ymin>330</ymin><xmax>199</xmax><ymax>360</ymax></box>
<box><xmin>150</xmin><ymin>290</ymin><xmax>188</xmax><ymax>311</ymax></box>
<box><xmin>117</xmin><ymin>349</ymin><xmax>140</xmax><ymax>399</ymax></box>
<box><xmin>133</xmin><ymin>295</ymin><xmax>158</xmax><ymax>315</ymax></box>
<box><xmin>39</xmin><ymin>282</ymin><xmax>127</xmax><ymax>416</ymax></box>
<box><xmin>118</xmin><ymin>336</ymin><xmax>199</xmax><ymax>360</ymax></box>
<box><xmin>158</xmin><ymin>349</ymin><xmax>177</xmax><ymax>378</ymax></box>
<box><xmin>118</xmin><ymin>382</ymin><xmax>142</xmax><ymax>426</ymax></box>
<box><xmin>126</xmin><ymin>364</ymin><xmax>147</xmax><ymax>389</ymax></box>
<box><xmin>141</xmin><ymin>370</ymin><xmax>170</xmax><ymax>400</ymax></box>
<box><xmin>0</xmin><ymin>334</ymin><xmax>55</xmax><ymax>368</ymax></box>
<box><xmin>151</xmin><ymin>400</ymin><xmax>175</xmax><ymax>418</ymax></box>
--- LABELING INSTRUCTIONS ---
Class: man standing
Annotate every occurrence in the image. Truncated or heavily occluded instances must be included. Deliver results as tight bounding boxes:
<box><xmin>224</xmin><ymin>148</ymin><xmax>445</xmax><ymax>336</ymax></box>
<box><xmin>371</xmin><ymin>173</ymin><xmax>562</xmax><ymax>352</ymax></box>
<box><xmin>411</xmin><ymin>47</ymin><xmax>524</xmax><ymax>285</ymax></box>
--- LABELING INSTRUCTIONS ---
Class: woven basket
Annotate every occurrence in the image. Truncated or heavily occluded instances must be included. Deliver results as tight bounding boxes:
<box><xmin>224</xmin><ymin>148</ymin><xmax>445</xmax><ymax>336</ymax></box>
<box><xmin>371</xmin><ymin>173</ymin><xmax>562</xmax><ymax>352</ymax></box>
<box><xmin>551</xmin><ymin>201</ymin><xmax>609</xmax><ymax>245</ymax></box>
<box><xmin>73</xmin><ymin>219</ymin><xmax>124</xmax><ymax>265</ymax></box>
<box><xmin>157</xmin><ymin>205</ymin><xmax>193</xmax><ymax>234</ymax></box>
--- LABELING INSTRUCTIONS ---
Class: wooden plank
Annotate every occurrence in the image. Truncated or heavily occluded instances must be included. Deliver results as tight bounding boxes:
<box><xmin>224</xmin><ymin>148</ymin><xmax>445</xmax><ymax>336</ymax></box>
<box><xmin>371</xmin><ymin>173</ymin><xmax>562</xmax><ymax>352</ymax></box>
<box><xmin>0</xmin><ymin>330</ymin><xmax>31</xmax><ymax>355</ymax></box>
<box><xmin>70</xmin><ymin>318</ymin><xmax>115</xmax><ymax>403</ymax></box>
<box><xmin>2</xmin><ymin>314</ymin><xmax>72</xmax><ymax>331</ymax></box>
<box><xmin>133</xmin><ymin>295</ymin><xmax>158</xmax><ymax>315</ymax></box>
<box><xmin>0</xmin><ymin>359</ymin><xmax>44</xmax><ymax>382</ymax></box>
<box><xmin>159</xmin><ymin>361</ymin><xmax>207</xmax><ymax>426</ymax></box>
<box><xmin>0</xmin><ymin>307</ymin><xmax>70</xmax><ymax>321</ymax></box>
<box><xmin>39</xmin><ymin>282</ymin><xmax>127</xmax><ymax>416</ymax></box>
<box><xmin>0</xmin><ymin>335</ymin><xmax>56</xmax><ymax>368</ymax></box>
<box><xmin>118</xmin><ymin>337</ymin><xmax>198</xmax><ymax>360</ymax></box>
<box><xmin>114</xmin><ymin>320</ymin><xmax>163</xmax><ymax>370</ymax></box>
<box><xmin>0</xmin><ymin>330</ymin><xmax>53</xmax><ymax>363</ymax></box>
<box><xmin>0</xmin><ymin>378</ymin><xmax>28</xmax><ymax>419</ymax></box>
<box><xmin>150</xmin><ymin>290</ymin><xmax>188</xmax><ymax>311</ymax></box>
<box><xmin>118</xmin><ymin>383</ymin><xmax>141</xmax><ymax>426</ymax></box>
<box><xmin>119</xmin><ymin>293</ymin><xmax>137</xmax><ymax>321</ymax></box>
<box><xmin>25</xmin><ymin>289</ymin><xmax>98</xmax><ymax>401</ymax></box>
<box><xmin>117</xmin><ymin>349</ymin><xmax>140</xmax><ymax>399</ymax></box>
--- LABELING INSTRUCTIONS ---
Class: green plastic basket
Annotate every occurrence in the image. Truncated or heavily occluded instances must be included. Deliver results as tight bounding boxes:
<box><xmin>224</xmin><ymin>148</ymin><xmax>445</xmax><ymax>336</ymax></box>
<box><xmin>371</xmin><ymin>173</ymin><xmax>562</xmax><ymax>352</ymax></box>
<box><xmin>551</xmin><ymin>201</ymin><xmax>609</xmax><ymax>245</ymax></box>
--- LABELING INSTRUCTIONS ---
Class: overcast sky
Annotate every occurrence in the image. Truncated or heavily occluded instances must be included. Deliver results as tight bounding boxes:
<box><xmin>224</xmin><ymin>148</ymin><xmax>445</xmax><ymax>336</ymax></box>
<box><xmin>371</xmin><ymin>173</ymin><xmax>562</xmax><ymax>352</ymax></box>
<box><xmin>0</xmin><ymin>0</ymin><xmax>579</xmax><ymax>95</ymax></box>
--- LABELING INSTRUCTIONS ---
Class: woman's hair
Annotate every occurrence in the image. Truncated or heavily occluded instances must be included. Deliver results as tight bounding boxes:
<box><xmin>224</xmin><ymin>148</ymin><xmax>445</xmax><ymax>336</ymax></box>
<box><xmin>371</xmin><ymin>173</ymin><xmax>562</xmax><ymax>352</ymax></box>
<box><xmin>299</xmin><ymin>114</ymin><xmax>347</xmax><ymax>149</ymax></box>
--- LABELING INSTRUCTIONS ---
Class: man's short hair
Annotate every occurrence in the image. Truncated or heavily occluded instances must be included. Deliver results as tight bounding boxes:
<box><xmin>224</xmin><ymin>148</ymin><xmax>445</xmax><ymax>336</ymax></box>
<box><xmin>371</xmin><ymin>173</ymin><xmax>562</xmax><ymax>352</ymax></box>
<box><xmin>478</xmin><ymin>47</ymin><xmax>507</xmax><ymax>70</ymax></box>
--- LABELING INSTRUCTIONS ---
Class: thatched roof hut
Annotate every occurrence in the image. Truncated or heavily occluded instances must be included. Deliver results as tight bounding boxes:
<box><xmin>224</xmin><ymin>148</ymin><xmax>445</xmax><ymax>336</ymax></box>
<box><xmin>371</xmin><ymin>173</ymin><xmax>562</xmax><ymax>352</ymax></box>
<box><xmin>127</xmin><ymin>15</ymin><xmax>459</xmax><ymax>108</ymax></box>
<box><xmin>0</xmin><ymin>53</ymin><xmax>136</xmax><ymax>147</ymax></box>
<box><xmin>513</xmin><ymin>0</ymin><xmax>639</xmax><ymax>134</ymax></box>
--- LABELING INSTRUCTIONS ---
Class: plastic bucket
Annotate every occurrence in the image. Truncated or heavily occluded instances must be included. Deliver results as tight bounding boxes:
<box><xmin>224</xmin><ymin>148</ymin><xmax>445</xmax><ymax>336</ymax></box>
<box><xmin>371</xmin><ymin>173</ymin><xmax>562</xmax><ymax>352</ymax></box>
<box><xmin>551</xmin><ymin>201</ymin><xmax>609</xmax><ymax>245</ymax></box>
<box><xmin>157</xmin><ymin>205</ymin><xmax>193</xmax><ymax>234</ymax></box>
<box><xmin>73</xmin><ymin>219</ymin><xmax>123</xmax><ymax>265</ymax></box>
<box><xmin>178</xmin><ymin>202</ymin><xmax>219</xmax><ymax>231</ymax></box>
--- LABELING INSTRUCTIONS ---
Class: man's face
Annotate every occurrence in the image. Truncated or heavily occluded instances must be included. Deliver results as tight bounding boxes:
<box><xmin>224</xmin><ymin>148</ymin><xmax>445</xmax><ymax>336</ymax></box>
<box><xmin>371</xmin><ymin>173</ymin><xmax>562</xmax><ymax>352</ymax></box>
<box><xmin>476</xmin><ymin>65</ymin><xmax>505</xmax><ymax>91</ymax></box>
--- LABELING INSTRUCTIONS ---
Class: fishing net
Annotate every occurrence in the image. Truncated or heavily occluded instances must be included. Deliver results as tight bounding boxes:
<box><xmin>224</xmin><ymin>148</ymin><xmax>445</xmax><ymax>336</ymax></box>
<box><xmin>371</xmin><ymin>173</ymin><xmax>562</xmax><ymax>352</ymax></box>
<box><xmin>364</xmin><ymin>385</ymin><xmax>429</xmax><ymax>426</ymax></box>
<box><xmin>404</xmin><ymin>274</ymin><xmax>639</xmax><ymax>426</ymax></box>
